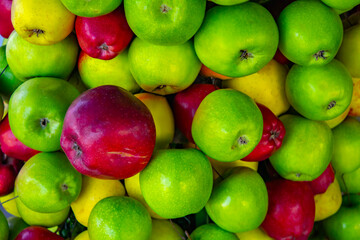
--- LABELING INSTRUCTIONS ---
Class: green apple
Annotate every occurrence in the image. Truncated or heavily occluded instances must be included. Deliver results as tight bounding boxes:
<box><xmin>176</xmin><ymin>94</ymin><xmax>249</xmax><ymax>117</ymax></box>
<box><xmin>269</xmin><ymin>114</ymin><xmax>333</xmax><ymax>181</ymax></box>
<box><xmin>286</xmin><ymin>59</ymin><xmax>353</xmax><ymax>121</ymax></box>
<box><xmin>6</xmin><ymin>31</ymin><xmax>79</xmax><ymax>82</ymax></box>
<box><xmin>336</xmin><ymin>24</ymin><xmax>360</xmax><ymax>78</ymax></box>
<box><xmin>88</xmin><ymin>196</ymin><xmax>152</xmax><ymax>240</ymax></box>
<box><xmin>60</xmin><ymin>0</ymin><xmax>122</xmax><ymax>17</ymax></box>
<box><xmin>128</xmin><ymin>37</ymin><xmax>201</xmax><ymax>95</ymax></box>
<box><xmin>78</xmin><ymin>49</ymin><xmax>140</xmax><ymax>93</ymax></box>
<box><xmin>15</xmin><ymin>195</ymin><xmax>70</xmax><ymax>227</ymax></box>
<box><xmin>190</xmin><ymin>223</ymin><xmax>239</xmax><ymax>240</ymax></box>
<box><xmin>322</xmin><ymin>194</ymin><xmax>360</xmax><ymax>239</ymax></box>
<box><xmin>149</xmin><ymin>219</ymin><xmax>185</xmax><ymax>240</ymax></box>
<box><xmin>209</xmin><ymin>0</ymin><xmax>248</xmax><ymax>5</ymax></box>
<box><xmin>0</xmin><ymin>210</ymin><xmax>8</xmax><ymax>240</ymax></box>
<box><xmin>192</xmin><ymin>89</ymin><xmax>263</xmax><ymax>162</ymax></box>
<box><xmin>278</xmin><ymin>0</ymin><xmax>343</xmax><ymax>66</ymax></box>
<box><xmin>194</xmin><ymin>2</ymin><xmax>278</xmax><ymax>77</ymax></box>
<box><xmin>140</xmin><ymin>148</ymin><xmax>213</xmax><ymax>219</ymax></box>
<box><xmin>336</xmin><ymin>167</ymin><xmax>360</xmax><ymax>194</ymax></box>
<box><xmin>321</xmin><ymin>0</ymin><xmax>360</xmax><ymax>11</ymax></box>
<box><xmin>124</xmin><ymin>0</ymin><xmax>206</xmax><ymax>45</ymax></box>
<box><xmin>8</xmin><ymin>77</ymin><xmax>80</xmax><ymax>152</ymax></box>
<box><xmin>15</xmin><ymin>152</ymin><xmax>82</xmax><ymax>213</ymax></box>
<box><xmin>0</xmin><ymin>45</ymin><xmax>22</xmax><ymax>102</ymax></box>
<box><xmin>205</xmin><ymin>167</ymin><xmax>268</xmax><ymax>233</ymax></box>
<box><xmin>7</xmin><ymin>217</ymin><xmax>29</xmax><ymax>240</ymax></box>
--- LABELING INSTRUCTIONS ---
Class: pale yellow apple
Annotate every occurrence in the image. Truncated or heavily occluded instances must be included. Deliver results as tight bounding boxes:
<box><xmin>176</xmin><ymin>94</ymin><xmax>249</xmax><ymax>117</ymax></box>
<box><xmin>222</xmin><ymin>59</ymin><xmax>290</xmax><ymax>116</ymax></box>
<box><xmin>314</xmin><ymin>178</ymin><xmax>342</xmax><ymax>222</ymax></box>
<box><xmin>11</xmin><ymin>0</ymin><xmax>75</xmax><ymax>45</ymax></box>
<box><xmin>349</xmin><ymin>78</ymin><xmax>360</xmax><ymax>117</ymax></box>
<box><xmin>325</xmin><ymin>105</ymin><xmax>350</xmax><ymax>128</ymax></box>
<box><xmin>74</xmin><ymin>230</ymin><xmax>90</xmax><ymax>240</ymax></box>
<box><xmin>0</xmin><ymin>192</ymin><xmax>20</xmax><ymax>217</ymax></box>
<box><xmin>124</xmin><ymin>172</ymin><xmax>164</xmax><ymax>219</ymax></box>
<box><xmin>236</xmin><ymin>227</ymin><xmax>274</xmax><ymax>239</ymax></box>
<box><xmin>149</xmin><ymin>219</ymin><xmax>185</xmax><ymax>240</ymax></box>
<box><xmin>71</xmin><ymin>175</ymin><xmax>125</xmax><ymax>227</ymax></box>
<box><xmin>135</xmin><ymin>93</ymin><xmax>174</xmax><ymax>150</ymax></box>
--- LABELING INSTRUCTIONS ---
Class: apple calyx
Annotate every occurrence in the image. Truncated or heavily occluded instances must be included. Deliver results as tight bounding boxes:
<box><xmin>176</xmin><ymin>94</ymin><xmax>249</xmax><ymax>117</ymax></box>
<box><xmin>237</xmin><ymin>136</ymin><xmax>249</xmax><ymax>145</ymax></box>
<box><xmin>99</xmin><ymin>43</ymin><xmax>109</xmax><ymax>51</ymax></box>
<box><xmin>313</xmin><ymin>50</ymin><xmax>328</xmax><ymax>61</ymax></box>
<box><xmin>39</xmin><ymin>118</ymin><xmax>49</xmax><ymax>129</ymax></box>
<box><xmin>160</xmin><ymin>4</ymin><xmax>172</xmax><ymax>13</ymax></box>
<box><xmin>269</xmin><ymin>129</ymin><xmax>280</xmax><ymax>141</ymax></box>
<box><xmin>72</xmin><ymin>142</ymin><xmax>82</xmax><ymax>157</ymax></box>
<box><xmin>239</xmin><ymin>50</ymin><xmax>254</xmax><ymax>61</ymax></box>
<box><xmin>327</xmin><ymin>100</ymin><xmax>336</xmax><ymax>110</ymax></box>
<box><xmin>27</xmin><ymin>29</ymin><xmax>45</xmax><ymax>37</ymax></box>
<box><xmin>61</xmin><ymin>183</ymin><xmax>68</xmax><ymax>191</ymax></box>
<box><xmin>154</xmin><ymin>85</ymin><xmax>166</xmax><ymax>91</ymax></box>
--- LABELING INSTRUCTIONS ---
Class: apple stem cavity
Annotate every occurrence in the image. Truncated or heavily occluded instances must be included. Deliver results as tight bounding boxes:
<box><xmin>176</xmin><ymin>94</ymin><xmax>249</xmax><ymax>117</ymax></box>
<box><xmin>327</xmin><ymin>101</ymin><xmax>336</xmax><ymax>110</ymax></box>
<box><xmin>27</xmin><ymin>29</ymin><xmax>45</xmax><ymax>37</ymax></box>
<box><xmin>269</xmin><ymin>130</ymin><xmax>280</xmax><ymax>141</ymax></box>
<box><xmin>154</xmin><ymin>85</ymin><xmax>166</xmax><ymax>91</ymax></box>
<box><xmin>160</xmin><ymin>4</ymin><xmax>172</xmax><ymax>13</ymax></box>
<box><xmin>40</xmin><ymin>118</ymin><xmax>49</xmax><ymax>129</ymax></box>
<box><xmin>313</xmin><ymin>50</ymin><xmax>328</xmax><ymax>61</ymax></box>
<box><xmin>239</xmin><ymin>50</ymin><xmax>254</xmax><ymax>61</ymax></box>
<box><xmin>61</xmin><ymin>183</ymin><xmax>68</xmax><ymax>191</ymax></box>
<box><xmin>238</xmin><ymin>136</ymin><xmax>249</xmax><ymax>146</ymax></box>
<box><xmin>99</xmin><ymin>43</ymin><xmax>109</xmax><ymax>51</ymax></box>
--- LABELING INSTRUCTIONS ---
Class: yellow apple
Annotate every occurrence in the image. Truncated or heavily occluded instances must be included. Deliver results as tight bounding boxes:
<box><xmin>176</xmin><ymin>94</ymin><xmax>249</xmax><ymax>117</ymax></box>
<box><xmin>222</xmin><ymin>59</ymin><xmax>290</xmax><ymax>116</ymax></box>
<box><xmin>149</xmin><ymin>219</ymin><xmax>185</xmax><ymax>240</ymax></box>
<box><xmin>74</xmin><ymin>230</ymin><xmax>90</xmax><ymax>240</ymax></box>
<box><xmin>71</xmin><ymin>175</ymin><xmax>125</xmax><ymax>227</ymax></box>
<box><xmin>0</xmin><ymin>192</ymin><xmax>20</xmax><ymax>217</ymax></box>
<box><xmin>135</xmin><ymin>93</ymin><xmax>174</xmax><ymax>150</ymax></box>
<box><xmin>349</xmin><ymin>78</ymin><xmax>360</xmax><ymax>117</ymax></box>
<box><xmin>236</xmin><ymin>227</ymin><xmax>274</xmax><ymax>239</ymax></box>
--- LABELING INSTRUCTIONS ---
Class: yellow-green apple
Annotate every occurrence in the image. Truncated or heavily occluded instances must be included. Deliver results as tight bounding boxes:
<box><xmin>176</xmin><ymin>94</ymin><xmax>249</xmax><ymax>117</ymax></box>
<box><xmin>322</xmin><ymin>194</ymin><xmax>360</xmax><ymax>239</ymax></box>
<box><xmin>172</xmin><ymin>83</ymin><xmax>218</xmax><ymax>143</ymax></box>
<box><xmin>0</xmin><ymin>0</ymin><xmax>13</xmax><ymax>38</ymax></box>
<box><xmin>278</xmin><ymin>0</ymin><xmax>343</xmax><ymax>66</ymax></box>
<box><xmin>309</xmin><ymin>164</ymin><xmax>335</xmax><ymax>195</ymax></box>
<box><xmin>336</xmin><ymin>24</ymin><xmax>360</xmax><ymax>78</ymax></box>
<box><xmin>205</xmin><ymin>167</ymin><xmax>268</xmax><ymax>233</ymax></box>
<box><xmin>194</xmin><ymin>2</ymin><xmax>278</xmax><ymax>77</ymax></box>
<box><xmin>349</xmin><ymin>77</ymin><xmax>360</xmax><ymax>117</ymax></box>
<box><xmin>149</xmin><ymin>219</ymin><xmax>185</xmax><ymax>240</ymax></box>
<box><xmin>337</xmin><ymin>166</ymin><xmax>360</xmax><ymax>193</ymax></box>
<box><xmin>78</xmin><ymin>50</ymin><xmax>140</xmax><ymax>93</ymax></box>
<box><xmin>0</xmin><ymin>115</ymin><xmax>40</xmax><ymax>161</ymax></box>
<box><xmin>7</xmin><ymin>217</ymin><xmax>29</xmax><ymax>240</ymax></box>
<box><xmin>14</xmin><ymin>152</ymin><xmax>82</xmax><ymax>213</ymax></box>
<box><xmin>140</xmin><ymin>148</ymin><xmax>213</xmax><ymax>219</ymax></box>
<box><xmin>128</xmin><ymin>37</ymin><xmax>201</xmax><ymax>95</ymax></box>
<box><xmin>124</xmin><ymin>0</ymin><xmax>206</xmax><ymax>45</ymax></box>
<box><xmin>208</xmin><ymin>157</ymin><xmax>258</xmax><ymax>180</ymax></box>
<box><xmin>60</xmin><ymin>0</ymin><xmax>122</xmax><ymax>17</ymax></box>
<box><xmin>261</xmin><ymin>179</ymin><xmax>315</xmax><ymax>239</ymax></box>
<box><xmin>208</xmin><ymin>0</ymin><xmax>248</xmax><ymax>5</ymax></box>
<box><xmin>6</xmin><ymin>31</ymin><xmax>79</xmax><ymax>82</ymax></box>
<box><xmin>135</xmin><ymin>93</ymin><xmax>174</xmax><ymax>150</ymax></box>
<box><xmin>0</xmin><ymin>192</ymin><xmax>20</xmax><ymax>217</ymax></box>
<box><xmin>11</xmin><ymin>0</ymin><xmax>75</xmax><ymax>45</ymax></box>
<box><xmin>0</xmin><ymin>210</ymin><xmax>8</xmax><ymax>240</ymax></box>
<box><xmin>88</xmin><ymin>196</ymin><xmax>152</xmax><ymax>240</ymax></box>
<box><xmin>190</xmin><ymin>223</ymin><xmax>238</xmax><ymax>240</ymax></box>
<box><xmin>8</xmin><ymin>77</ymin><xmax>80</xmax><ymax>152</ymax></box>
<box><xmin>60</xmin><ymin>85</ymin><xmax>156</xmax><ymax>180</ymax></box>
<box><xmin>236</xmin><ymin>227</ymin><xmax>274</xmax><ymax>240</ymax></box>
<box><xmin>242</xmin><ymin>103</ymin><xmax>286</xmax><ymax>162</ymax></box>
<box><xmin>269</xmin><ymin>114</ymin><xmax>333</xmax><ymax>181</ymax></box>
<box><xmin>71</xmin><ymin>175</ymin><xmax>126</xmax><ymax>227</ymax></box>
<box><xmin>286</xmin><ymin>59</ymin><xmax>353</xmax><ymax>121</ymax></box>
<box><xmin>75</xmin><ymin>7</ymin><xmax>133</xmax><ymax>60</ymax></box>
<box><xmin>192</xmin><ymin>89</ymin><xmax>263</xmax><ymax>162</ymax></box>
<box><xmin>0</xmin><ymin>155</ymin><xmax>23</xmax><ymax>196</ymax></box>
<box><xmin>222</xmin><ymin>59</ymin><xmax>290</xmax><ymax>116</ymax></box>
<box><xmin>321</xmin><ymin>0</ymin><xmax>360</xmax><ymax>12</ymax></box>
<box><xmin>15</xmin><ymin>226</ymin><xmax>63</xmax><ymax>240</ymax></box>
<box><xmin>74</xmin><ymin>231</ymin><xmax>89</xmax><ymax>240</ymax></box>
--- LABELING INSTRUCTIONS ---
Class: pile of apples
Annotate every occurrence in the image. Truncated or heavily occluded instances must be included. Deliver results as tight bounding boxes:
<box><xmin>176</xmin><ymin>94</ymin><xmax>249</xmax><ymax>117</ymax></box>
<box><xmin>1</xmin><ymin>0</ymin><xmax>360</xmax><ymax>239</ymax></box>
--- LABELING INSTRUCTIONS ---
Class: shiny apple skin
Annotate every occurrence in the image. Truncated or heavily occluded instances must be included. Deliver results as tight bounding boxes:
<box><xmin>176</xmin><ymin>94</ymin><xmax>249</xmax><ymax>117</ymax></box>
<box><xmin>15</xmin><ymin>226</ymin><xmax>63</xmax><ymax>240</ymax></box>
<box><xmin>173</xmin><ymin>83</ymin><xmax>218</xmax><ymax>143</ymax></box>
<box><xmin>0</xmin><ymin>0</ymin><xmax>13</xmax><ymax>38</ymax></box>
<box><xmin>242</xmin><ymin>103</ymin><xmax>285</xmax><ymax>162</ymax></box>
<box><xmin>60</xmin><ymin>85</ymin><xmax>156</xmax><ymax>180</ymax></box>
<box><xmin>0</xmin><ymin>115</ymin><xmax>40</xmax><ymax>161</ymax></box>
<box><xmin>75</xmin><ymin>7</ymin><xmax>133</xmax><ymax>60</ymax></box>
<box><xmin>309</xmin><ymin>164</ymin><xmax>335</xmax><ymax>195</ymax></box>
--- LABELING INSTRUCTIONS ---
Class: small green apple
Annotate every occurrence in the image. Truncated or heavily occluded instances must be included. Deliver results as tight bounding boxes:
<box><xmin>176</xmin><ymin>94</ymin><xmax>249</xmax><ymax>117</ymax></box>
<box><xmin>269</xmin><ymin>114</ymin><xmax>333</xmax><ymax>181</ymax></box>
<box><xmin>286</xmin><ymin>59</ymin><xmax>353</xmax><ymax>121</ymax></box>
<box><xmin>88</xmin><ymin>196</ymin><xmax>152</xmax><ymax>240</ymax></box>
<box><xmin>321</xmin><ymin>0</ymin><xmax>360</xmax><ymax>11</ymax></box>
<box><xmin>124</xmin><ymin>0</ymin><xmax>206</xmax><ymax>45</ymax></box>
<box><xmin>194</xmin><ymin>2</ymin><xmax>278</xmax><ymax>77</ymax></box>
<box><xmin>209</xmin><ymin>0</ymin><xmax>248</xmax><ymax>5</ymax></box>
<box><xmin>7</xmin><ymin>217</ymin><xmax>29</xmax><ymax>240</ymax></box>
<box><xmin>8</xmin><ymin>77</ymin><xmax>80</xmax><ymax>152</ymax></box>
<box><xmin>205</xmin><ymin>167</ymin><xmax>268</xmax><ymax>233</ymax></box>
<box><xmin>192</xmin><ymin>89</ymin><xmax>263</xmax><ymax>162</ymax></box>
<box><xmin>149</xmin><ymin>219</ymin><xmax>185</xmax><ymax>240</ymax></box>
<box><xmin>15</xmin><ymin>152</ymin><xmax>82</xmax><ymax>213</ymax></box>
<box><xmin>140</xmin><ymin>148</ymin><xmax>213</xmax><ymax>219</ymax></box>
<box><xmin>128</xmin><ymin>37</ymin><xmax>201</xmax><ymax>95</ymax></box>
<box><xmin>60</xmin><ymin>0</ymin><xmax>122</xmax><ymax>17</ymax></box>
<box><xmin>6</xmin><ymin>31</ymin><xmax>79</xmax><ymax>82</ymax></box>
<box><xmin>0</xmin><ymin>210</ymin><xmax>8</xmax><ymax>240</ymax></box>
<box><xmin>190</xmin><ymin>223</ymin><xmax>239</xmax><ymax>240</ymax></box>
<box><xmin>278</xmin><ymin>0</ymin><xmax>343</xmax><ymax>66</ymax></box>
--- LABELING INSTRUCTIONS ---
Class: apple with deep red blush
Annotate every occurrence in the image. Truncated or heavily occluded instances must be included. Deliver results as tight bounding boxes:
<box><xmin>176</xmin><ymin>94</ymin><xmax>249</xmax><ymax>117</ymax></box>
<box><xmin>60</xmin><ymin>85</ymin><xmax>156</xmax><ymax>180</ymax></box>
<box><xmin>173</xmin><ymin>84</ymin><xmax>218</xmax><ymax>143</ymax></box>
<box><xmin>0</xmin><ymin>115</ymin><xmax>40</xmax><ymax>161</ymax></box>
<box><xmin>75</xmin><ymin>7</ymin><xmax>133</xmax><ymax>60</ymax></box>
<box><xmin>242</xmin><ymin>103</ymin><xmax>285</xmax><ymax>162</ymax></box>
<box><xmin>0</xmin><ymin>155</ymin><xmax>23</xmax><ymax>196</ymax></box>
<box><xmin>0</xmin><ymin>0</ymin><xmax>13</xmax><ymax>38</ymax></box>
<box><xmin>309</xmin><ymin>164</ymin><xmax>335</xmax><ymax>195</ymax></box>
<box><xmin>15</xmin><ymin>226</ymin><xmax>63</xmax><ymax>240</ymax></box>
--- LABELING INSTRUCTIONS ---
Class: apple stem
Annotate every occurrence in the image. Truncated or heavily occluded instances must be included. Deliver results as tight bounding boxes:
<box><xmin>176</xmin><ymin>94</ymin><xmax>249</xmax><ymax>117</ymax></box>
<box><xmin>212</xmin><ymin>166</ymin><xmax>224</xmax><ymax>180</ymax></box>
<box><xmin>313</xmin><ymin>50</ymin><xmax>327</xmax><ymax>61</ymax></box>
<box><xmin>160</xmin><ymin>4</ymin><xmax>172</xmax><ymax>13</ymax></box>
<box><xmin>40</xmin><ymin>118</ymin><xmax>49</xmax><ymax>129</ymax></box>
<box><xmin>185</xmin><ymin>231</ymin><xmax>192</xmax><ymax>240</ymax></box>
<box><xmin>239</xmin><ymin>50</ymin><xmax>253</xmax><ymax>61</ymax></box>
<box><xmin>327</xmin><ymin>101</ymin><xmax>336</xmax><ymax>110</ymax></box>
<box><xmin>0</xmin><ymin>64</ymin><xmax>8</xmax><ymax>78</ymax></box>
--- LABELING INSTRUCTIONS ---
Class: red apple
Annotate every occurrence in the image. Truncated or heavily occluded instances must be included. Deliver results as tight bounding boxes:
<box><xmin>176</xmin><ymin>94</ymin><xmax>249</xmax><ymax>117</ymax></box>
<box><xmin>15</xmin><ymin>226</ymin><xmax>63</xmax><ymax>240</ymax></box>
<box><xmin>309</xmin><ymin>164</ymin><xmax>335</xmax><ymax>195</ymax></box>
<box><xmin>242</xmin><ymin>104</ymin><xmax>285</xmax><ymax>162</ymax></box>
<box><xmin>0</xmin><ymin>0</ymin><xmax>13</xmax><ymax>38</ymax></box>
<box><xmin>0</xmin><ymin>155</ymin><xmax>23</xmax><ymax>196</ymax></box>
<box><xmin>60</xmin><ymin>85</ymin><xmax>156</xmax><ymax>180</ymax></box>
<box><xmin>273</xmin><ymin>49</ymin><xmax>290</xmax><ymax>65</ymax></box>
<box><xmin>0</xmin><ymin>115</ymin><xmax>40</xmax><ymax>161</ymax></box>
<box><xmin>173</xmin><ymin>83</ymin><xmax>218</xmax><ymax>143</ymax></box>
<box><xmin>261</xmin><ymin>179</ymin><xmax>315</xmax><ymax>240</ymax></box>
<box><xmin>75</xmin><ymin>7</ymin><xmax>133</xmax><ymax>60</ymax></box>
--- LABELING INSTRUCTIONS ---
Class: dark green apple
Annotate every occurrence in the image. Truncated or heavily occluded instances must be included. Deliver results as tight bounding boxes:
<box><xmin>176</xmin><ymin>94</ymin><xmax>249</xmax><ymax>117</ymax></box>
<box><xmin>190</xmin><ymin>223</ymin><xmax>238</xmax><ymax>240</ymax></box>
<box><xmin>194</xmin><ymin>2</ymin><xmax>278</xmax><ymax>77</ymax></box>
<box><xmin>286</xmin><ymin>59</ymin><xmax>353</xmax><ymax>121</ymax></box>
<box><xmin>8</xmin><ymin>77</ymin><xmax>80</xmax><ymax>152</ymax></box>
<box><xmin>0</xmin><ymin>210</ymin><xmax>8</xmax><ymax>240</ymax></box>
